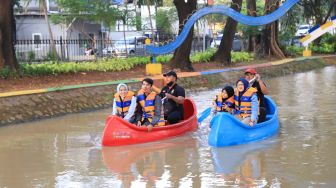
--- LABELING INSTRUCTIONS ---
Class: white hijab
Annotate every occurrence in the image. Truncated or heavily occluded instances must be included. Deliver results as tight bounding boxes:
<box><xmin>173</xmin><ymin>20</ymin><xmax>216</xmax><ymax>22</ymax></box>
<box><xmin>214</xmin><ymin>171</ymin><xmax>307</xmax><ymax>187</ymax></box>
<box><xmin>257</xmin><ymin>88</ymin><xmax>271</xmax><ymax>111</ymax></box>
<box><xmin>117</xmin><ymin>83</ymin><xmax>128</xmax><ymax>93</ymax></box>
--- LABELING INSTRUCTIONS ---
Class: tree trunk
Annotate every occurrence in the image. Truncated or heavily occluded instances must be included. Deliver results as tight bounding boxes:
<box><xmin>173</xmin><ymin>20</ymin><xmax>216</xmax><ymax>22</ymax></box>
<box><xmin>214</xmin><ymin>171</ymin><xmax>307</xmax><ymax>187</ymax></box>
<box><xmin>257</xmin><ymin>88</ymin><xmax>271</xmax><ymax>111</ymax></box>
<box><xmin>323</xmin><ymin>1</ymin><xmax>336</xmax><ymax>23</ymax></box>
<box><xmin>213</xmin><ymin>0</ymin><xmax>243</xmax><ymax>65</ymax></box>
<box><xmin>41</xmin><ymin>0</ymin><xmax>60</xmax><ymax>60</ymax></box>
<box><xmin>0</xmin><ymin>0</ymin><xmax>19</xmax><ymax>71</ymax></box>
<box><xmin>313</xmin><ymin>0</ymin><xmax>323</xmax><ymax>45</ymax></box>
<box><xmin>168</xmin><ymin>0</ymin><xmax>197</xmax><ymax>71</ymax></box>
<box><xmin>258</xmin><ymin>0</ymin><xmax>285</xmax><ymax>59</ymax></box>
<box><xmin>146</xmin><ymin>0</ymin><xmax>155</xmax><ymax>43</ymax></box>
<box><xmin>247</xmin><ymin>0</ymin><xmax>257</xmax><ymax>52</ymax></box>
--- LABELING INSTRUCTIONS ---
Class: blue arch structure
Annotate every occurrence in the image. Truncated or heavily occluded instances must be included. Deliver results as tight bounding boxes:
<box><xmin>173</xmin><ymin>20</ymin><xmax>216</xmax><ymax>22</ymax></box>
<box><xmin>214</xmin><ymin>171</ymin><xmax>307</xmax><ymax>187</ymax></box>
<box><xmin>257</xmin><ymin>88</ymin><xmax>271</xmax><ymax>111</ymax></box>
<box><xmin>112</xmin><ymin>0</ymin><xmax>123</xmax><ymax>5</ymax></box>
<box><xmin>145</xmin><ymin>0</ymin><xmax>300</xmax><ymax>55</ymax></box>
<box><xmin>300</xmin><ymin>15</ymin><xmax>336</xmax><ymax>46</ymax></box>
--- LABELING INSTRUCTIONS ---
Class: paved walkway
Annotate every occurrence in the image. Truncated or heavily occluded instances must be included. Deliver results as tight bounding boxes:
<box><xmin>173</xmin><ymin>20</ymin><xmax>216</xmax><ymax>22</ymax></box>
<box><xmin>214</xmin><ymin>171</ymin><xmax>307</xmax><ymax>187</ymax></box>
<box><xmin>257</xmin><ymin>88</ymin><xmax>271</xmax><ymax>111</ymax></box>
<box><xmin>0</xmin><ymin>55</ymin><xmax>333</xmax><ymax>98</ymax></box>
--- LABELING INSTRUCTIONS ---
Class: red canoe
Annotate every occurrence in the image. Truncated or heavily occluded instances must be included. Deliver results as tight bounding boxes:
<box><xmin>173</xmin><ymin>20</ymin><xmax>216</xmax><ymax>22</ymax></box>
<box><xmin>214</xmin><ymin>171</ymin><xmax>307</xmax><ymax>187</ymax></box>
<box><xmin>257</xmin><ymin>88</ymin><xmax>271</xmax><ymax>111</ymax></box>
<box><xmin>101</xmin><ymin>99</ymin><xmax>198</xmax><ymax>146</ymax></box>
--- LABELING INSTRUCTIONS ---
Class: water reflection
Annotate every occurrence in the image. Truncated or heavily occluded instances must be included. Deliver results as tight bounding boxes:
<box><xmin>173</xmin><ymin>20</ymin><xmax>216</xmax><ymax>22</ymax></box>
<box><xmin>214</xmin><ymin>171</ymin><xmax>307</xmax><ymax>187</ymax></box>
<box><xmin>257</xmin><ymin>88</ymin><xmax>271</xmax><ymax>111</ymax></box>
<box><xmin>102</xmin><ymin>135</ymin><xmax>198</xmax><ymax>187</ymax></box>
<box><xmin>0</xmin><ymin>66</ymin><xmax>336</xmax><ymax>187</ymax></box>
<box><xmin>211</xmin><ymin>140</ymin><xmax>278</xmax><ymax>187</ymax></box>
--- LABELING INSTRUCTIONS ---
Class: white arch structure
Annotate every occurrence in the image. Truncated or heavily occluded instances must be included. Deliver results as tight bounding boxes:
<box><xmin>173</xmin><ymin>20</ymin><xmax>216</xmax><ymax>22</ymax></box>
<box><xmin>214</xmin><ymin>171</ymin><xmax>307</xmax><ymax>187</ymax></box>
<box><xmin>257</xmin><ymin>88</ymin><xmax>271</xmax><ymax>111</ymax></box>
<box><xmin>300</xmin><ymin>16</ymin><xmax>336</xmax><ymax>47</ymax></box>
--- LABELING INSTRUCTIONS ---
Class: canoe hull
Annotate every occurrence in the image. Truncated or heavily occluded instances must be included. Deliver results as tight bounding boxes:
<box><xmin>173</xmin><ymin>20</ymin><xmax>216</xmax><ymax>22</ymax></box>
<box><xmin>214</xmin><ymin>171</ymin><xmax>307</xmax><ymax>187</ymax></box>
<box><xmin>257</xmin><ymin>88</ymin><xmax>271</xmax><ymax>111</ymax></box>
<box><xmin>102</xmin><ymin>99</ymin><xmax>198</xmax><ymax>146</ymax></box>
<box><xmin>208</xmin><ymin>96</ymin><xmax>279</xmax><ymax>147</ymax></box>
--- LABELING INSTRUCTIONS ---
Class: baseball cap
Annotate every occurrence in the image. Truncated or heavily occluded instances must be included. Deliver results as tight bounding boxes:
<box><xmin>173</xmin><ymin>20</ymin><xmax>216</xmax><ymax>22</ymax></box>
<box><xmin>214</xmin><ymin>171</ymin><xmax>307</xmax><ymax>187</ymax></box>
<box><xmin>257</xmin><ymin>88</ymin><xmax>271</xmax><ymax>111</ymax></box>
<box><xmin>244</xmin><ymin>68</ymin><xmax>257</xmax><ymax>75</ymax></box>
<box><xmin>163</xmin><ymin>70</ymin><xmax>177</xmax><ymax>78</ymax></box>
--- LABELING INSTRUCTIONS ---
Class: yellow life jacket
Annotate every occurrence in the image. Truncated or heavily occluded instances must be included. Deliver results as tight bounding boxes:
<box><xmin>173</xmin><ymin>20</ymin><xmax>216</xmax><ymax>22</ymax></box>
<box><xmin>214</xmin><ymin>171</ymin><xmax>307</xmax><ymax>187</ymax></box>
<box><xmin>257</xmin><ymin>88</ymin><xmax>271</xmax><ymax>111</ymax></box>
<box><xmin>114</xmin><ymin>91</ymin><xmax>135</xmax><ymax>118</ymax></box>
<box><xmin>137</xmin><ymin>90</ymin><xmax>165</xmax><ymax>126</ymax></box>
<box><xmin>234</xmin><ymin>87</ymin><xmax>258</xmax><ymax>118</ymax></box>
<box><xmin>215</xmin><ymin>94</ymin><xmax>235</xmax><ymax>112</ymax></box>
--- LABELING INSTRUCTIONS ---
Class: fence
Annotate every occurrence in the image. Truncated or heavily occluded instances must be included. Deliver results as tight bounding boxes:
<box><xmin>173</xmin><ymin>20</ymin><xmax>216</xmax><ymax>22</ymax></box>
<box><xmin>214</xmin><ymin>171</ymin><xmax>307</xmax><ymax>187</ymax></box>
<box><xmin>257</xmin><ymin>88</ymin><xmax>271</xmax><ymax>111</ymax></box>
<box><xmin>15</xmin><ymin>36</ymin><xmax>212</xmax><ymax>62</ymax></box>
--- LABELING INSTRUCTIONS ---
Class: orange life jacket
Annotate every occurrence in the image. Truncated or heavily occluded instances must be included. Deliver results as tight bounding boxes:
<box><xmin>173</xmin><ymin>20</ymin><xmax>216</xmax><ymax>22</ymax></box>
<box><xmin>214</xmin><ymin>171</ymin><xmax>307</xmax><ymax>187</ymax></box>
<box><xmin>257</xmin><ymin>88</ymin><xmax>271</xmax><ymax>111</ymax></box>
<box><xmin>114</xmin><ymin>91</ymin><xmax>135</xmax><ymax>118</ymax></box>
<box><xmin>137</xmin><ymin>90</ymin><xmax>165</xmax><ymax>126</ymax></box>
<box><xmin>215</xmin><ymin>94</ymin><xmax>234</xmax><ymax>112</ymax></box>
<box><xmin>234</xmin><ymin>87</ymin><xmax>257</xmax><ymax>118</ymax></box>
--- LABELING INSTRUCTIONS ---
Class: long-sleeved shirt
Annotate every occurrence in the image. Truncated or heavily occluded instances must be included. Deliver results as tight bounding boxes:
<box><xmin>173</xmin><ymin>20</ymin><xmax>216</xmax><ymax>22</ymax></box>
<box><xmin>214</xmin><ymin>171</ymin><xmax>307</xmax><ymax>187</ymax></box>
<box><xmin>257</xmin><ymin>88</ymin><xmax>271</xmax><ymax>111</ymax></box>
<box><xmin>250</xmin><ymin>94</ymin><xmax>259</xmax><ymax>122</ymax></box>
<box><xmin>135</xmin><ymin>95</ymin><xmax>162</xmax><ymax>126</ymax></box>
<box><xmin>112</xmin><ymin>96</ymin><xmax>137</xmax><ymax>122</ymax></box>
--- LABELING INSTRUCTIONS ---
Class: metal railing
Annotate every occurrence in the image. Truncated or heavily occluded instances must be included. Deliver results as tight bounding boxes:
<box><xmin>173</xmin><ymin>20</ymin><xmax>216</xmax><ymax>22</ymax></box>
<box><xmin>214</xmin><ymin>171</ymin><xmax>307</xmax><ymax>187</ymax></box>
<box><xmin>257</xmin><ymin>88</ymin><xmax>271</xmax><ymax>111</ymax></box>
<box><xmin>15</xmin><ymin>36</ymin><xmax>212</xmax><ymax>62</ymax></box>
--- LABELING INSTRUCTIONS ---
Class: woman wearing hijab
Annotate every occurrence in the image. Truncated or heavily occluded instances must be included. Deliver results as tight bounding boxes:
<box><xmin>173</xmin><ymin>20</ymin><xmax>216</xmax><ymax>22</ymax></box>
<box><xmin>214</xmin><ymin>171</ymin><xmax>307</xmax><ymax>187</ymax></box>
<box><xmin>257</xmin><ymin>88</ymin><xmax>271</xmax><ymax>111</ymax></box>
<box><xmin>234</xmin><ymin>78</ymin><xmax>259</xmax><ymax>126</ymax></box>
<box><xmin>112</xmin><ymin>83</ymin><xmax>137</xmax><ymax>122</ymax></box>
<box><xmin>213</xmin><ymin>85</ymin><xmax>235</xmax><ymax>114</ymax></box>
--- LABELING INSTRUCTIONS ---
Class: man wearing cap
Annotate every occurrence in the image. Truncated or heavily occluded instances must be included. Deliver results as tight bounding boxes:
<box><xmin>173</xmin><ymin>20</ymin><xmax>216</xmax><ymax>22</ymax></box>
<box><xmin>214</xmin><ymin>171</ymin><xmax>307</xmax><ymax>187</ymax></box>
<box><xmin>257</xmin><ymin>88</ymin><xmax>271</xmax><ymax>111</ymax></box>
<box><xmin>159</xmin><ymin>70</ymin><xmax>186</xmax><ymax>124</ymax></box>
<box><xmin>244</xmin><ymin>68</ymin><xmax>269</xmax><ymax>122</ymax></box>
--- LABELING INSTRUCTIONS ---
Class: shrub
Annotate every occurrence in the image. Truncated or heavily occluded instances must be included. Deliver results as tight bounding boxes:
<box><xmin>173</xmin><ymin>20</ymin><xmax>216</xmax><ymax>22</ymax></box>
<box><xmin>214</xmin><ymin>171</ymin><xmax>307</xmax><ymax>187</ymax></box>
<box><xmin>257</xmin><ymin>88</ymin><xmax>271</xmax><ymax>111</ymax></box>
<box><xmin>285</xmin><ymin>46</ymin><xmax>304</xmax><ymax>56</ymax></box>
<box><xmin>311</xmin><ymin>43</ymin><xmax>335</xmax><ymax>54</ymax></box>
<box><xmin>231</xmin><ymin>52</ymin><xmax>254</xmax><ymax>63</ymax></box>
<box><xmin>0</xmin><ymin>66</ymin><xmax>11</xmax><ymax>79</ymax></box>
<box><xmin>27</xmin><ymin>51</ymin><xmax>36</xmax><ymax>62</ymax></box>
<box><xmin>17</xmin><ymin>50</ymin><xmax>254</xmax><ymax>76</ymax></box>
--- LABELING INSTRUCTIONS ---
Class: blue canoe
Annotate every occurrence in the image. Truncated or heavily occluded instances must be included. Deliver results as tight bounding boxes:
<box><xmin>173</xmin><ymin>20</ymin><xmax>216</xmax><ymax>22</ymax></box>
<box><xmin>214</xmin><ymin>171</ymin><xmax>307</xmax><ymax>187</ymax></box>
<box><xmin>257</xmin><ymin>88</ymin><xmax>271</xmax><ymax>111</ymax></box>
<box><xmin>208</xmin><ymin>96</ymin><xmax>279</xmax><ymax>147</ymax></box>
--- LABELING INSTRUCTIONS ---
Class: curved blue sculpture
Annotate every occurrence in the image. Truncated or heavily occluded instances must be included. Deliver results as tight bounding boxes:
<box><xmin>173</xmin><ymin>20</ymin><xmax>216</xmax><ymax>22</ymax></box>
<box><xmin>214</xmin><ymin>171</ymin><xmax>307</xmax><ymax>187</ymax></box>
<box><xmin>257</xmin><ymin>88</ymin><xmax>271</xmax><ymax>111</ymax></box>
<box><xmin>146</xmin><ymin>0</ymin><xmax>300</xmax><ymax>55</ymax></box>
<box><xmin>208</xmin><ymin>96</ymin><xmax>279</xmax><ymax>147</ymax></box>
<box><xmin>112</xmin><ymin>0</ymin><xmax>124</xmax><ymax>5</ymax></box>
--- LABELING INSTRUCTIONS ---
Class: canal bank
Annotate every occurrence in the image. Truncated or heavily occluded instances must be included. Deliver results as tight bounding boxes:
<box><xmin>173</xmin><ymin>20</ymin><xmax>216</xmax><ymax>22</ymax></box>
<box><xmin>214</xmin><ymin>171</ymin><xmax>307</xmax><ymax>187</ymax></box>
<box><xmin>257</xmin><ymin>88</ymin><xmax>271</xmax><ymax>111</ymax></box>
<box><xmin>0</xmin><ymin>56</ymin><xmax>335</xmax><ymax>126</ymax></box>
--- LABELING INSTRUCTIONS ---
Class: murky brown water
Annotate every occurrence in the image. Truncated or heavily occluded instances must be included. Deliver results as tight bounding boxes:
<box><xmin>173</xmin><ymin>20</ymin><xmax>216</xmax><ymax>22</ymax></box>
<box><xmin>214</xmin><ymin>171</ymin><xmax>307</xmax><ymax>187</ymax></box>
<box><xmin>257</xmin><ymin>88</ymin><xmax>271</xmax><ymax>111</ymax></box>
<box><xmin>1</xmin><ymin>66</ymin><xmax>335</xmax><ymax>188</ymax></box>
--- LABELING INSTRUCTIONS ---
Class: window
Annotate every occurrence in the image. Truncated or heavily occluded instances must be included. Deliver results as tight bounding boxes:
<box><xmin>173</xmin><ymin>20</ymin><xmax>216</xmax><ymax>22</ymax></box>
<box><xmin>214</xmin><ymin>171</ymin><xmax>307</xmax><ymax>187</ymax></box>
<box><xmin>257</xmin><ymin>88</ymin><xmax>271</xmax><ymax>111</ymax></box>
<box><xmin>32</xmin><ymin>33</ymin><xmax>42</xmax><ymax>48</ymax></box>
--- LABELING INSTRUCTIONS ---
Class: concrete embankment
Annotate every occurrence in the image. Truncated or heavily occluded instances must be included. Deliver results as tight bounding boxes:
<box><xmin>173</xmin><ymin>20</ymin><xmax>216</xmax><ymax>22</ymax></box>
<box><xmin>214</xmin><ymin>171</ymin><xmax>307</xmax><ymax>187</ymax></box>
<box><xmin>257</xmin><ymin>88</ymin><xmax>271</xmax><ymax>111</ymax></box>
<box><xmin>0</xmin><ymin>56</ymin><xmax>335</xmax><ymax>126</ymax></box>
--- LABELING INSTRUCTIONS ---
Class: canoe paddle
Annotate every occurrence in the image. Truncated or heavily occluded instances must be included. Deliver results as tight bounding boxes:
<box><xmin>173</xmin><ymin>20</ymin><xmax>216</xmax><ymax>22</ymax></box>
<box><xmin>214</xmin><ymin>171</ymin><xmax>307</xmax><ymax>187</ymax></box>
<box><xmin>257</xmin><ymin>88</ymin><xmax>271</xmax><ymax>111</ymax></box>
<box><xmin>197</xmin><ymin>107</ymin><xmax>211</xmax><ymax>123</ymax></box>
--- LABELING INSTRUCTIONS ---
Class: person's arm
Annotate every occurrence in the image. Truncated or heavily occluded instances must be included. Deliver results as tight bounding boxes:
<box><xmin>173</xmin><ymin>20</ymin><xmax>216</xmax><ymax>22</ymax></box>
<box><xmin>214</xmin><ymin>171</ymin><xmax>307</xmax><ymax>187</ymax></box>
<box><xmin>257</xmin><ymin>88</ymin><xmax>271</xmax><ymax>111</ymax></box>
<box><xmin>211</xmin><ymin>98</ymin><xmax>217</xmax><ymax>114</ymax></box>
<box><xmin>165</xmin><ymin>87</ymin><xmax>185</xmax><ymax>104</ymax></box>
<box><xmin>258</xmin><ymin>80</ymin><xmax>269</xmax><ymax>95</ymax></box>
<box><xmin>123</xmin><ymin>96</ymin><xmax>137</xmax><ymax>121</ymax></box>
<box><xmin>112</xmin><ymin>99</ymin><xmax>117</xmax><ymax>115</ymax></box>
<box><xmin>255</xmin><ymin>74</ymin><xmax>269</xmax><ymax>95</ymax></box>
<box><xmin>135</xmin><ymin>99</ymin><xmax>142</xmax><ymax>124</ymax></box>
<box><xmin>152</xmin><ymin>85</ymin><xmax>161</xmax><ymax>94</ymax></box>
<box><xmin>250</xmin><ymin>94</ymin><xmax>259</xmax><ymax>125</ymax></box>
<box><xmin>166</xmin><ymin>95</ymin><xmax>185</xmax><ymax>104</ymax></box>
<box><xmin>150</xmin><ymin>95</ymin><xmax>162</xmax><ymax>126</ymax></box>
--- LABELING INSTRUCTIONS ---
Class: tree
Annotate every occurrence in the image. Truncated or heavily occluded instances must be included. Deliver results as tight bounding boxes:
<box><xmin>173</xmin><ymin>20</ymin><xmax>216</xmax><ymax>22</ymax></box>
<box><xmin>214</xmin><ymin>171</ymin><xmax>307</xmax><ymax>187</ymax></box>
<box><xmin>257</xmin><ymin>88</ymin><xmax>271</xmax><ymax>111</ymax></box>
<box><xmin>156</xmin><ymin>8</ymin><xmax>177</xmax><ymax>36</ymax></box>
<box><xmin>53</xmin><ymin>0</ymin><xmax>119</xmax><ymax>39</ymax></box>
<box><xmin>24</xmin><ymin>0</ymin><xmax>60</xmax><ymax>60</ymax></box>
<box><xmin>168</xmin><ymin>0</ymin><xmax>197</xmax><ymax>71</ymax></box>
<box><xmin>136</xmin><ymin>0</ymin><xmax>163</xmax><ymax>41</ymax></box>
<box><xmin>299</xmin><ymin>0</ymin><xmax>336</xmax><ymax>44</ymax></box>
<box><xmin>258</xmin><ymin>0</ymin><xmax>285</xmax><ymax>59</ymax></box>
<box><xmin>53</xmin><ymin>0</ymin><xmax>119</xmax><ymax>57</ymax></box>
<box><xmin>0</xmin><ymin>0</ymin><xmax>19</xmax><ymax>71</ymax></box>
<box><xmin>115</xmin><ymin>4</ymin><xmax>137</xmax><ymax>57</ymax></box>
<box><xmin>212</xmin><ymin>0</ymin><xmax>243</xmax><ymax>65</ymax></box>
<box><xmin>246</xmin><ymin>0</ymin><xmax>257</xmax><ymax>52</ymax></box>
<box><xmin>300</xmin><ymin>0</ymin><xmax>336</xmax><ymax>24</ymax></box>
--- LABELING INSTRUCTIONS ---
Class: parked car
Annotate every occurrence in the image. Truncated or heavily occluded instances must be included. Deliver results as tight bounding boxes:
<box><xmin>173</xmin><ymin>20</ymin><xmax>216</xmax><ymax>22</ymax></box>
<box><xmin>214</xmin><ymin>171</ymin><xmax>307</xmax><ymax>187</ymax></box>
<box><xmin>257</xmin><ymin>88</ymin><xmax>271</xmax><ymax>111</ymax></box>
<box><xmin>103</xmin><ymin>36</ymin><xmax>148</xmax><ymax>57</ymax></box>
<box><xmin>295</xmin><ymin>24</ymin><xmax>312</xmax><ymax>36</ymax></box>
<box><xmin>290</xmin><ymin>36</ymin><xmax>304</xmax><ymax>47</ymax></box>
<box><xmin>210</xmin><ymin>34</ymin><xmax>243</xmax><ymax>51</ymax></box>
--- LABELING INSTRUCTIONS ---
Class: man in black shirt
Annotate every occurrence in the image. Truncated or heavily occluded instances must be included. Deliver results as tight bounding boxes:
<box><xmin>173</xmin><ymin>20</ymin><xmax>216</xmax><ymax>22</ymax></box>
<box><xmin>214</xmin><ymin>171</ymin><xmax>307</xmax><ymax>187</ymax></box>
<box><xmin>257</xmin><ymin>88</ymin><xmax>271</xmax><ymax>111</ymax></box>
<box><xmin>159</xmin><ymin>70</ymin><xmax>185</xmax><ymax>124</ymax></box>
<box><xmin>244</xmin><ymin>68</ymin><xmax>269</xmax><ymax>122</ymax></box>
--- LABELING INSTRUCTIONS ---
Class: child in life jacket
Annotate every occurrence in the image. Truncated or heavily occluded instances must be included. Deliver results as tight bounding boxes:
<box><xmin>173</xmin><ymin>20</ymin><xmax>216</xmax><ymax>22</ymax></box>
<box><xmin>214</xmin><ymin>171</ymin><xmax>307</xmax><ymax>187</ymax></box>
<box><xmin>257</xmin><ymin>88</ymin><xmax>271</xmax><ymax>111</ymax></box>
<box><xmin>212</xmin><ymin>85</ymin><xmax>235</xmax><ymax>115</ymax></box>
